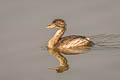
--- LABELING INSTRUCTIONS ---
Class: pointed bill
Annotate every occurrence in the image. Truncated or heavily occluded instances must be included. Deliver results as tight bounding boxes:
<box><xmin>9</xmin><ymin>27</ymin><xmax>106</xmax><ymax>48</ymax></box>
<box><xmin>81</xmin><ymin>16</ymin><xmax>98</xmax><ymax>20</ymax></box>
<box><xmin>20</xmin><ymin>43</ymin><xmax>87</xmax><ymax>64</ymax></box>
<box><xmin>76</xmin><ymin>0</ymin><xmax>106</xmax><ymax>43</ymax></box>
<box><xmin>46</xmin><ymin>24</ymin><xmax>56</xmax><ymax>28</ymax></box>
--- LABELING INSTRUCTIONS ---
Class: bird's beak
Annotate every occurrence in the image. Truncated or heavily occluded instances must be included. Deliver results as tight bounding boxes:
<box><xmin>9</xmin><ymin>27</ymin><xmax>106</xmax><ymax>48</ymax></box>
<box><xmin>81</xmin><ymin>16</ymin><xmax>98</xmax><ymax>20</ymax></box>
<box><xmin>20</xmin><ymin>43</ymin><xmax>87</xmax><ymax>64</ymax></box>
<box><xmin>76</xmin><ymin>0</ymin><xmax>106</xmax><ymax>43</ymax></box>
<box><xmin>48</xmin><ymin>67</ymin><xmax>59</xmax><ymax>70</ymax></box>
<box><xmin>46</xmin><ymin>24</ymin><xmax>56</xmax><ymax>28</ymax></box>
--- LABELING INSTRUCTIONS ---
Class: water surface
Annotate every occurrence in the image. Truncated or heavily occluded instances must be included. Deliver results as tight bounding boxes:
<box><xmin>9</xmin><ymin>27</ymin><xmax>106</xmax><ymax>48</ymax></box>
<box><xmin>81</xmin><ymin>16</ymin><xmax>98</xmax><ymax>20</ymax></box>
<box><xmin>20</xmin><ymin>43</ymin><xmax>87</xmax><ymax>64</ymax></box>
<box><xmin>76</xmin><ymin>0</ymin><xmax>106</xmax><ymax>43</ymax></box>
<box><xmin>0</xmin><ymin>0</ymin><xmax>120</xmax><ymax>80</ymax></box>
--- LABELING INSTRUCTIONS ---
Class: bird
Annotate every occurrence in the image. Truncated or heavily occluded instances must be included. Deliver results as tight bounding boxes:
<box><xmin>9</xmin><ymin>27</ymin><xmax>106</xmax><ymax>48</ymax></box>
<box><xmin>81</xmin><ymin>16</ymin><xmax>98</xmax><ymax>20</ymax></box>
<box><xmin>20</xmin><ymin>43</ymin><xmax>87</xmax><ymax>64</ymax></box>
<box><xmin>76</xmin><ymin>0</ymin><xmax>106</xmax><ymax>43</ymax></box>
<box><xmin>47</xmin><ymin>19</ymin><xmax>94</xmax><ymax>50</ymax></box>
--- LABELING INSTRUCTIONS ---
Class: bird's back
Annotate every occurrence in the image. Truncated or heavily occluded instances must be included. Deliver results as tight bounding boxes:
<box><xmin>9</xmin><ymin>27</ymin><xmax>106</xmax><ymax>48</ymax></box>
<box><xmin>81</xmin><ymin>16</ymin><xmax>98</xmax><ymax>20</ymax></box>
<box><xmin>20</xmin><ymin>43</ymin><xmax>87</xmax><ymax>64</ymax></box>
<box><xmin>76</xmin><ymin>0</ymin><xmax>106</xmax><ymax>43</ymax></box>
<box><xmin>56</xmin><ymin>35</ymin><xmax>94</xmax><ymax>49</ymax></box>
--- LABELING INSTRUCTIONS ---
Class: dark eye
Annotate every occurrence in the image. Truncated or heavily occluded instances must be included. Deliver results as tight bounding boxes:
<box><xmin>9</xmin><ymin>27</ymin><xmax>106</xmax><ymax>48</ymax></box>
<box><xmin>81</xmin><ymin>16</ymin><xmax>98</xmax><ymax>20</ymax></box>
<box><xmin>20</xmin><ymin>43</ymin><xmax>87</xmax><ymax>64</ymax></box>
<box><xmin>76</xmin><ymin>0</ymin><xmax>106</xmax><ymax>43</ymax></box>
<box><xmin>57</xmin><ymin>21</ymin><xmax>63</xmax><ymax>24</ymax></box>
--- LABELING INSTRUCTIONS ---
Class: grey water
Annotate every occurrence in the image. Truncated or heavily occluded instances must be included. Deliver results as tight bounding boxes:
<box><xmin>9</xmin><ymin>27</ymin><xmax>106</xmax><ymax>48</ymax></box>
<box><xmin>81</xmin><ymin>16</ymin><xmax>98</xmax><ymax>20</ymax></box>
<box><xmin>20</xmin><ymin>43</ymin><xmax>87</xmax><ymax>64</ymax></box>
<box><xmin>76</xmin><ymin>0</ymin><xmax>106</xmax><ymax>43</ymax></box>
<box><xmin>0</xmin><ymin>0</ymin><xmax>120</xmax><ymax>80</ymax></box>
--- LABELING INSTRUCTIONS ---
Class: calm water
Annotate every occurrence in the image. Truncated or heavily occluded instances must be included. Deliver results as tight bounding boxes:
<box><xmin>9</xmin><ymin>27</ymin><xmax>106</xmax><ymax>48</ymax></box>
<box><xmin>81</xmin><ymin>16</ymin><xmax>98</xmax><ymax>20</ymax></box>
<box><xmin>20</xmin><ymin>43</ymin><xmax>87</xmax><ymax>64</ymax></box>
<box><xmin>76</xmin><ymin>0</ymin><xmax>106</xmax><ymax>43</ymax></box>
<box><xmin>0</xmin><ymin>0</ymin><xmax>120</xmax><ymax>80</ymax></box>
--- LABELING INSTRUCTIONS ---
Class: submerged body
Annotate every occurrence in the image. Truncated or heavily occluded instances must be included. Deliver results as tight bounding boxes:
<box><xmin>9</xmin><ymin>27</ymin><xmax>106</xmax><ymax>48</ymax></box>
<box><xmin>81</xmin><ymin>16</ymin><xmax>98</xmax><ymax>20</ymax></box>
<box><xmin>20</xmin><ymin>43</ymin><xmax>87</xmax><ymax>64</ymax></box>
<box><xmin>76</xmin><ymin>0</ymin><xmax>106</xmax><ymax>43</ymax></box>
<box><xmin>47</xmin><ymin>19</ymin><xmax>94</xmax><ymax>50</ymax></box>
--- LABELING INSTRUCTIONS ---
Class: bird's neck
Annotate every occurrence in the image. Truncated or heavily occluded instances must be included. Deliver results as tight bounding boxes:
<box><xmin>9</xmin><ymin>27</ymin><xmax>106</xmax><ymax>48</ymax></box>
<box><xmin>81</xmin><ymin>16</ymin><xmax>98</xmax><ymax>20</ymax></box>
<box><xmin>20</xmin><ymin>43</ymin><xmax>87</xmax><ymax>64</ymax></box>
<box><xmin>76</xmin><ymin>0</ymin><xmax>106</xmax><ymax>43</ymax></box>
<box><xmin>48</xmin><ymin>28</ymin><xmax>66</xmax><ymax>49</ymax></box>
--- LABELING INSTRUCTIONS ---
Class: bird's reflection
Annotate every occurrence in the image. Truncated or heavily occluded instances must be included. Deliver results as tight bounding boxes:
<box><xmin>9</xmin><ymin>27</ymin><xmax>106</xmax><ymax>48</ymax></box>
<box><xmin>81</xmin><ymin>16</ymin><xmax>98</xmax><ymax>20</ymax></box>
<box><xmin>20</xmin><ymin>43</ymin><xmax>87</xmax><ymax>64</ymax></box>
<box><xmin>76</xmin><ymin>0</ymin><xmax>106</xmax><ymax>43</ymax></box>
<box><xmin>47</xmin><ymin>47</ymin><xmax>91</xmax><ymax>73</ymax></box>
<box><xmin>47</xmin><ymin>48</ymin><xmax>69</xmax><ymax>73</ymax></box>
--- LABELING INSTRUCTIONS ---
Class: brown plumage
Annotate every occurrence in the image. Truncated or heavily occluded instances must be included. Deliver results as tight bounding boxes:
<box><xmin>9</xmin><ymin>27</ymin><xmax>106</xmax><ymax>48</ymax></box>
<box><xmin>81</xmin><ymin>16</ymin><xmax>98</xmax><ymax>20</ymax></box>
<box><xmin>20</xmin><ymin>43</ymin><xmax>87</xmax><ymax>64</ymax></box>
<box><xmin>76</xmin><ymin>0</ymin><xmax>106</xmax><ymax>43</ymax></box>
<box><xmin>47</xmin><ymin>19</ymin><xmax>94</xmax><ymax>50</ymax></box>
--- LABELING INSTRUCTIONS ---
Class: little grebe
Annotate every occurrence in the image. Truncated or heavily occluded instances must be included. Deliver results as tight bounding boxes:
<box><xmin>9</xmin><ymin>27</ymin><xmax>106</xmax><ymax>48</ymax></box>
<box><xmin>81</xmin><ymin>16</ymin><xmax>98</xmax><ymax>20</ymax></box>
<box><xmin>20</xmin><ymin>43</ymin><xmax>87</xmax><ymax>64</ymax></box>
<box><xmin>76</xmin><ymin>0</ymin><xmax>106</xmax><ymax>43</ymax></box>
<box><xmin>47</xmin><ymin>19</ymin><xmax>94</xmax><ymax>50</ymax></box>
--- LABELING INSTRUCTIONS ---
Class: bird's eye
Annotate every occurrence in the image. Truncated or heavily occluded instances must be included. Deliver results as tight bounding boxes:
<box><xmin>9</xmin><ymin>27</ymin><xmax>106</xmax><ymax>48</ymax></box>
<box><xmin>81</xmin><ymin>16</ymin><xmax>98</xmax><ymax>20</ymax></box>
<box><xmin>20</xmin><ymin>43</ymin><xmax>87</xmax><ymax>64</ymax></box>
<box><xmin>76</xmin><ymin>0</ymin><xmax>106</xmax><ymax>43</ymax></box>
<box><xmin>57</xmin><ymin>21</ymin><xmax>63</xmax><ymax>25</ymax></box>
